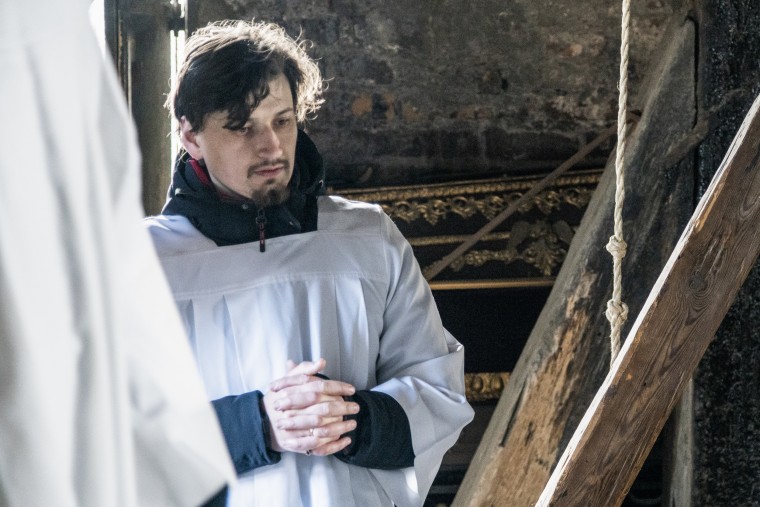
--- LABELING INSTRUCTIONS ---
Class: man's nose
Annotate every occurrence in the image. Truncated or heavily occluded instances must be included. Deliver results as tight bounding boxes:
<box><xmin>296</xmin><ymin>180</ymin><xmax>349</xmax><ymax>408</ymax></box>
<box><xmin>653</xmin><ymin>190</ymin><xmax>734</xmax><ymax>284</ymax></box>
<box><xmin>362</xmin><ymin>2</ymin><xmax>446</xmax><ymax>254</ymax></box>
<box><xmin>256</xmin><ymin>126</ymin><xmax>282</xmax><ymax>158</ymax></box>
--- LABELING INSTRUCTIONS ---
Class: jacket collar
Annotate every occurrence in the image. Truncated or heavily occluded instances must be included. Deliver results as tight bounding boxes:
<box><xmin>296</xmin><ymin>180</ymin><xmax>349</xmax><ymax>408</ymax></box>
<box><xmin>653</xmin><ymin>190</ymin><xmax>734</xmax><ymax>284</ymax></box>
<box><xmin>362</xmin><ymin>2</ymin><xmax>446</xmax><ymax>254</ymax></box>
<box><xmin>161</xmin><ymin>129</ymin><xmax>324</xmax><ymax>247</ymax></box>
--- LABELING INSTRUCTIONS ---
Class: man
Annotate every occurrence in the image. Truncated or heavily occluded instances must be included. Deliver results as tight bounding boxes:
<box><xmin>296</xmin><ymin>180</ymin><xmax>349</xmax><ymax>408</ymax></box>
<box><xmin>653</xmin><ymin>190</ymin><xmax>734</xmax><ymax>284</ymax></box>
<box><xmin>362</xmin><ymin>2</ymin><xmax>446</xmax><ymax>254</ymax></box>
<box><xmin>145</xmin><ymin>19</ymin><xmax>473</xmax><ymax>507</ymax></box>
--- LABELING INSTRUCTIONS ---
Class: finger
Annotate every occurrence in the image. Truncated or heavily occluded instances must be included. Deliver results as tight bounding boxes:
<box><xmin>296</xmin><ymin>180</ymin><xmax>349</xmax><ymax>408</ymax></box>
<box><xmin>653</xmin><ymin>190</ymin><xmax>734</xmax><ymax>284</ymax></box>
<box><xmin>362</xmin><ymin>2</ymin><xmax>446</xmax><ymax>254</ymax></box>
<box><xmin>275</xmin><ymin>413</ymin><xmax>357</xmax><ymax>436</ymax></box>
<box><xmin>274</xmin><ymin>392</ymin><xmax>359</xmax><ymax>412</ymax></box>
<box><xmin>275</xmin><ymin>414</ymin><xmax>343</xmax><ymax>432</ymax></box>
<box><xmin>308</xmin><ymin>436</ymin><xmax>352</xmax><ymax>457</ymax></box>
<box><xmin>282</xmin><ymin>422</ymin><xmax>356</xmax><ymax>453</ymax></box>
<box><xmin>282</xmin><ymin>420</ymin><xmax>347</xmax><ymax>440</ymax></box>
<box><xmin>269</xmin><ymin>360</ymin><xmax>330</xmax><ymax>392</ymax></box>
<box><xmin>282</xmin><ymin>433</ymin><xmax>335</xmax><ymax>453</ymax></box>
<box><xmin>269</xmin><ymin>391</ymin><xmax>340</xmax><ymax>412</ymax></box>
<box><xmin>269</xmin><ymin>373</ymin><xmax>316</xmax><ymax>393</ymax></box>
<box><xmin>273</xmin><ymin>379</ymin><xmax>356</xmax><ymax>403</ymax></box>
<box><xmin>310</xmin><ymin>418</ymin><xmax>357</xmax><ymax>439</ymax></box>
<box><xmin>307</xmin><ymin>378</ymin><xmax>356</xmax><ymax>397</ymax></box>
<box><xmin>290</xmin><ymin>433</ymin><xmax>349</xmax><ymax>454</ymax></box>
<box><xmin>308</xmin><ymin>399</ymin><xmax>360</xmax><ymax>419</ymax></box>
<box><xmin>287</xmin><ymin>358</ymin><xmax>326</xmax><ymax>377</ymax></box>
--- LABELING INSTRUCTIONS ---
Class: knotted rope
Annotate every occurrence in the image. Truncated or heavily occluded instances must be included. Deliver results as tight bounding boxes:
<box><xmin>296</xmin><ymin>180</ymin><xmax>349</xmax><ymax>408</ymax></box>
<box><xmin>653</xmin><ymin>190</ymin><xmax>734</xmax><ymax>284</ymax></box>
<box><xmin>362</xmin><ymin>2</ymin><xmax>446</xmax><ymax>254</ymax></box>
<box><xmin>607</xmin><ymin>0</ymin><xmax>632</xmax><ymax>365</ymax></box>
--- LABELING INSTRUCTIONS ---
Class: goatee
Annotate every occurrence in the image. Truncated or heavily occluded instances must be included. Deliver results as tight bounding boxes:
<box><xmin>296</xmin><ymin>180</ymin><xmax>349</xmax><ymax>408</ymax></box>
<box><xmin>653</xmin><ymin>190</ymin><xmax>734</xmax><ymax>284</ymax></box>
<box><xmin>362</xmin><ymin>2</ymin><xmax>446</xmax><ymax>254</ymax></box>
<box><xmin>252</xmin><ymin>182</ymin><xmax>290</xmax><ymax>208</ymax></box>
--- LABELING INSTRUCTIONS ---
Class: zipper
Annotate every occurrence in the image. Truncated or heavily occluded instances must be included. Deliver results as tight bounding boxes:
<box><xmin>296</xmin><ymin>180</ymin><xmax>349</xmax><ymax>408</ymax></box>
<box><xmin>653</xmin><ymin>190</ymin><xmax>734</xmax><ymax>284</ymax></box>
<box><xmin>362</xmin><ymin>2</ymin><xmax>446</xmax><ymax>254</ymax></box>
<box><xmin>256</xmin><ymin>209</ymin><xmax>266</xmax><ymax>252</ymax></box>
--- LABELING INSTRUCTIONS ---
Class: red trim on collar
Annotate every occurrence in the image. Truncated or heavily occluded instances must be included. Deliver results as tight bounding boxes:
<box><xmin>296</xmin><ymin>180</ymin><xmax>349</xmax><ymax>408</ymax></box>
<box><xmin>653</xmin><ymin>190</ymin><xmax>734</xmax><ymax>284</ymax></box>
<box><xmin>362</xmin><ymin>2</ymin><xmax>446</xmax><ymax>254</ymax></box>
<box><xmin>189</xmin><ymin>159</ymin><xmax>212</xmax><ymax>188</ymax></box>
<box><xmin>188</xmin><ymin>157</ymin><xmax>246</xmax><ymax>203</ymax></box>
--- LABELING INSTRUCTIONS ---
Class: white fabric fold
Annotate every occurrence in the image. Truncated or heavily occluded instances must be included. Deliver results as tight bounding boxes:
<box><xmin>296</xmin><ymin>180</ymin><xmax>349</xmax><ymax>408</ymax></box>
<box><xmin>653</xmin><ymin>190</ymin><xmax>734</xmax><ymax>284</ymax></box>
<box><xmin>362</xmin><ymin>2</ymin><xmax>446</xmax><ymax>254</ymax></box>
<box><xmin>0</xmin><ymin>2</ymin><xmax>235</xmax><ymax>505</ymax></box>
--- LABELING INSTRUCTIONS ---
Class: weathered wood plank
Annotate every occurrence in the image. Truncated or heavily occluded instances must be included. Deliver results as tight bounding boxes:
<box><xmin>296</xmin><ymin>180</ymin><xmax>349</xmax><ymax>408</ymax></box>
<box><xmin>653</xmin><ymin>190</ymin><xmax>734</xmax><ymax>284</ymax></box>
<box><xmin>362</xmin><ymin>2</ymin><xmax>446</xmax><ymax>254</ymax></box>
<box><xmin>537</xmin><ymin>90</ymin><xmax>760</xmax><ymax>507</ymax></box>
<box><xmin>126</xmin><ymin>0</ymin><xmax>174</xmax><ymax>215</ymax></box>
<box><xmin>453</xmin><ymin>17</ymin><xmax>697</xmax><ymax>507</ymax></box>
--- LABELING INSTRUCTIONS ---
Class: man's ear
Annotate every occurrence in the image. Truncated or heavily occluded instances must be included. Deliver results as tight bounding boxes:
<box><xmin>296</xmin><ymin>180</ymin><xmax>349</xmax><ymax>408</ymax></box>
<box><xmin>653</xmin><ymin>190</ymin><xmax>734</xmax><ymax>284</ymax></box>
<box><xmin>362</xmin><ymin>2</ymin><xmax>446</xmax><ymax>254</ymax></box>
<box><xmin>179</xmin><ymin>117</ymin><xmax>203</xmax><ymax>160</ymax></box>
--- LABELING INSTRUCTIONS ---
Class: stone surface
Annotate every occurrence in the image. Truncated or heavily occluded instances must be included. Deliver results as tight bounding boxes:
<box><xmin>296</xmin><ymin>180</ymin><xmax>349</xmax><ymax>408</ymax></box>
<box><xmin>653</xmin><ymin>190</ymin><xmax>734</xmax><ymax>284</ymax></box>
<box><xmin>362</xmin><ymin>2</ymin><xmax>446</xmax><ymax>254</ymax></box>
<box><xmin>194</xmin><ymin>0</ymin><xmax>679</xmax><ymax>187</ymax></box>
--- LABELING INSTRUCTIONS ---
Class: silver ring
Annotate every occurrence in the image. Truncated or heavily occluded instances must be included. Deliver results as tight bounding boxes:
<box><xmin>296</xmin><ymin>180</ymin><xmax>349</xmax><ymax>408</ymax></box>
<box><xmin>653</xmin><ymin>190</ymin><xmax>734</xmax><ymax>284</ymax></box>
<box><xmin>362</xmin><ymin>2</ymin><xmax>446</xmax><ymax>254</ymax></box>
<box><xmin>305</xmin><ymin>449</ymin><xmax>312</xmax><ymax>456</ymax></box>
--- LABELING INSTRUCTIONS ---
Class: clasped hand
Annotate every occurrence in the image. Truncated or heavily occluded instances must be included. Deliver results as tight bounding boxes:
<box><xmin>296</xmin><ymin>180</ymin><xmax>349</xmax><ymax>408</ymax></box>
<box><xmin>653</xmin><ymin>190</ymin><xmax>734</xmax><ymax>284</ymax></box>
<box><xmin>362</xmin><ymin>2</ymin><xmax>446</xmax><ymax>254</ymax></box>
<box><xmin>263</xmin><ymin>358</ymin><xmax>359</xmax><ymax>456</ymax></box>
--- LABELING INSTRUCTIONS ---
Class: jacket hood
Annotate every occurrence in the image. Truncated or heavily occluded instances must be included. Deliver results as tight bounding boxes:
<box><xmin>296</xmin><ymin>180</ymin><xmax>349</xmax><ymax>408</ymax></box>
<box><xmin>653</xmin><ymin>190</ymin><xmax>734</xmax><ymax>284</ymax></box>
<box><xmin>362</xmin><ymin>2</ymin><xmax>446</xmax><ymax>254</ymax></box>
<box><xmin>161</xmin><ymin>129</ymin><xmax>324</xmax><ymax>246</ymax></box>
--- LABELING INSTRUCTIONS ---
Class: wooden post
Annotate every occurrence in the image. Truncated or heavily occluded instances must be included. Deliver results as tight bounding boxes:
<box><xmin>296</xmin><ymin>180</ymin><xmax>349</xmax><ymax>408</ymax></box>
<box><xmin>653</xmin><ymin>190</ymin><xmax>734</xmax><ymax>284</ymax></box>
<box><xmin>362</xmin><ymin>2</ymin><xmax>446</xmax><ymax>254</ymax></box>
<box><xmin>537</xmin><ymin>90</ymin><xmax>760</xmax><ymax>507</ymax></box>
<box><xmin>453</xmin><ymin>17</ymin><xmax>697</xmax><ymax>507</ymax></box>
<box><xmin>110</xmin><ymin>0</ymin><xmax>174</xmax><ymax>216</ymax></box>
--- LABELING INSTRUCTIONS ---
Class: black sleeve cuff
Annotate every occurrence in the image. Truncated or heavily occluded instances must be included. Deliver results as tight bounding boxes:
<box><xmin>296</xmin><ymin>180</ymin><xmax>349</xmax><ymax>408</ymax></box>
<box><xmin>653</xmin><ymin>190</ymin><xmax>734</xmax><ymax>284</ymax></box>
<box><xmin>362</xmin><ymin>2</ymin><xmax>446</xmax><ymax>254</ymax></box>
<box><xmin>211</xmin><ymin>391</ymin><xmax>281</xmax><ymax>474</ymax></box>
<box><xmin>336</xmin><ymin>390</ymin><xmax>415</xmax><ymax>470</ymax></box>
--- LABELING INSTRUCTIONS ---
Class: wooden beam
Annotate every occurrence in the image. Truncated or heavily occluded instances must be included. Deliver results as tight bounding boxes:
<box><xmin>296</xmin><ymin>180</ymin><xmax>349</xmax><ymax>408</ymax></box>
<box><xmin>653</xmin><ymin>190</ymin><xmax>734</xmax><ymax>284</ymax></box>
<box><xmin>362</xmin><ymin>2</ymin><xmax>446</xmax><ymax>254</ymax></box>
<box><xmin>121</xmin><ymin>0</ymin><xmax>174</xmax><ymax>216</ymax></box>
<box><xmin>453</xmin><ymin>17</ymin><xmax>697</xmax><ymax>507</ymax></box>
<box><xmin>537</xmin><ymin>91</ymin><xmax>760</xmax><ymax>506</ymax></box>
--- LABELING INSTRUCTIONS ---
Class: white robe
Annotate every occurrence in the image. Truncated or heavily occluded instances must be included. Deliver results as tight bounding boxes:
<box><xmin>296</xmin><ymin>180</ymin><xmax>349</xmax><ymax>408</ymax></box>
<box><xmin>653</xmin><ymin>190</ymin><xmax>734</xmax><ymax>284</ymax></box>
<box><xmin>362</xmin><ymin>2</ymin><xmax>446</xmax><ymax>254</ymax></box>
<box><xmin>146</xmin><ymin>196</ymin><xmax>475</xmax><ymax>507</ymax></box>
<box><xmin>0</xmin><ymin>2</ymin><xmax>235</xmax><ymax>506</ymax></box>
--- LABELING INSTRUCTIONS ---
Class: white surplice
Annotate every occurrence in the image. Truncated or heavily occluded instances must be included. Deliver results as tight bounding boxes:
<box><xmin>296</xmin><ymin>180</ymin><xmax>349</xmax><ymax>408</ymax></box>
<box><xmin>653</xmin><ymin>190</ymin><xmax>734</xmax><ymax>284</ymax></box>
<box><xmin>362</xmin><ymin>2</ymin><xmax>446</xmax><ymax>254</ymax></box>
<box><xmin>146</xmin><ymin>197</ymin><xmax>475</xmax><ymax>507</ymax></box>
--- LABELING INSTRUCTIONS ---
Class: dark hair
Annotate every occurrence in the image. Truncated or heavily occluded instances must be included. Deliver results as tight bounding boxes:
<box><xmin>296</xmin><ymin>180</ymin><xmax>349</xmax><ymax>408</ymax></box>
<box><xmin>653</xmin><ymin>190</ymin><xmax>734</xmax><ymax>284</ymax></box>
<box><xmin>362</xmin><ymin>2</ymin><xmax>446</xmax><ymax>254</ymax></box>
<box><xmin>168</xmin><ymin>20</ymin><xmax>324</xmax><ymax>132</ymax></box>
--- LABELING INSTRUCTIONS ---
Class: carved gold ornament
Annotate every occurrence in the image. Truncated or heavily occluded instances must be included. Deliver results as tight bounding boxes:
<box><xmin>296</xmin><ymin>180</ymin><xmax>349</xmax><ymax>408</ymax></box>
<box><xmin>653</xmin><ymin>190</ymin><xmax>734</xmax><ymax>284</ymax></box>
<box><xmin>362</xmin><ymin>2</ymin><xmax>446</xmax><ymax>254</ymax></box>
<box><xmin>337</xmin><ymin>170</ymin><xmax>601</xmax><ymax>279</ymax></box>
<box><xmin>465</xmin><ymin>372</ymin><xmax>511</xmax><ymax>402</ymax></box>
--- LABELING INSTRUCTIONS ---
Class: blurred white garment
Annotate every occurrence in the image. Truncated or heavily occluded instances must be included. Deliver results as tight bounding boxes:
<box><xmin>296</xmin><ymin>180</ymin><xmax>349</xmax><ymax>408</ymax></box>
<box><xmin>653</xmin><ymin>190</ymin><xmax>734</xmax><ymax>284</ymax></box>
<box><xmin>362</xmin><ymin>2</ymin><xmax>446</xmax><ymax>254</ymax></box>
<box><xmin>0</xmin><ymin>1</ymin><xmax>235</xmax><ymax>506</ymax></box>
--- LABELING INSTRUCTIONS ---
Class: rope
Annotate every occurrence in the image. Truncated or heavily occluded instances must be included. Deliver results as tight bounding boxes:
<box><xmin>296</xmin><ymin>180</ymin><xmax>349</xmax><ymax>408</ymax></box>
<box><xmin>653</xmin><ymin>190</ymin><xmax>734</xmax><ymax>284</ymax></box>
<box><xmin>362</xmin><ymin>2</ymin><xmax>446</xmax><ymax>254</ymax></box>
<box><xmin>607</xmin><ymin>0</ymin><xmax>631</xmax><ymax>365</ymax></box>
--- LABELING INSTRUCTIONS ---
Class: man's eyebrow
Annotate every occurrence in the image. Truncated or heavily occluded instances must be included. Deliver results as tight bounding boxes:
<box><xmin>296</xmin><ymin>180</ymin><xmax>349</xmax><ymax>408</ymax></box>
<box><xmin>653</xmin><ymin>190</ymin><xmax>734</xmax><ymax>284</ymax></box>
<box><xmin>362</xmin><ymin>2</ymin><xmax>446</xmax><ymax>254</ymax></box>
<box><xmin>243</xmin><ymin>107</ymin><xmax>295</xmax><ymax>122</ymax></box>
<box><xmin>230</xmin><ymin>107</ymin><xmax>296</xmax><ymax>129</ymax></box>
<box><xmin>275</xmin><ymin>107</ymin><xmax>296</xmax><ymax>116</ymax></box>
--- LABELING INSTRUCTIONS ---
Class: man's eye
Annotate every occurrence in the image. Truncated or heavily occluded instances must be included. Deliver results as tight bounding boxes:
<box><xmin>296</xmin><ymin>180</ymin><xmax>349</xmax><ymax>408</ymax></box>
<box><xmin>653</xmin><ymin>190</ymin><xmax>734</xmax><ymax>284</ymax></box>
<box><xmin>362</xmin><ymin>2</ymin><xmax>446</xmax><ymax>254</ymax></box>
<box><xmin>237</xmin><ymin>127</ymin><xmax>251</xmax><ymax>134</ymax></box>
<box><xmin>276</xmin><ymin>118</ymin><xmax>292</xmax><ymax>127</ymax></box>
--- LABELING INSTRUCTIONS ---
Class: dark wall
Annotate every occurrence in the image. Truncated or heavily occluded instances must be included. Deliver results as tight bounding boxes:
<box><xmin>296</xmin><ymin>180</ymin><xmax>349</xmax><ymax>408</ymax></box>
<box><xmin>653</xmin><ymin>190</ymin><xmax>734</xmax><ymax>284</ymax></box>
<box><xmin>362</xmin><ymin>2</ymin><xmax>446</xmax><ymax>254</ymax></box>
<box><xmin>195</xmin><ymin>0</ymin><xmax>678</xmax><ymax>188</ymax></box>
<box><xmin>694</xmin><ymin>1</ymin><xmax>760</xmax><ymax>504</ymax></box>
<box><xmin>188</xmin><ymin>2</ymin><xmax>760</xmax><ymax>503</ymax></box>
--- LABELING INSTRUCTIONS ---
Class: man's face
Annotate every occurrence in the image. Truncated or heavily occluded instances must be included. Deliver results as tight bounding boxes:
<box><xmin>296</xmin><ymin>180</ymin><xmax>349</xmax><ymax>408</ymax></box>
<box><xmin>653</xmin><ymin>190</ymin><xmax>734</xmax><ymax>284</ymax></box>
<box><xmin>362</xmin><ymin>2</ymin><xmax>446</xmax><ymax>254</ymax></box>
<box><xmin>181</xmin><ymin>74</ymin><xmax>298</xmax><ymax>207</ymax></box>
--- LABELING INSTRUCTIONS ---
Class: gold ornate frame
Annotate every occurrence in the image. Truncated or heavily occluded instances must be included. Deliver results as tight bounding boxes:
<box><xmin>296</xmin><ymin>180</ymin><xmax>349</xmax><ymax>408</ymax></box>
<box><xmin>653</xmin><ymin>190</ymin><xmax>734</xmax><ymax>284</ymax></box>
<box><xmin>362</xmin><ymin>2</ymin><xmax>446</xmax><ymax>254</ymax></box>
<box><xmin>337</xmin><ymin>169</ymin><xmax>602</xmax><ymax>289</ymax></box>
